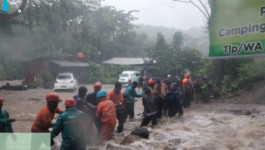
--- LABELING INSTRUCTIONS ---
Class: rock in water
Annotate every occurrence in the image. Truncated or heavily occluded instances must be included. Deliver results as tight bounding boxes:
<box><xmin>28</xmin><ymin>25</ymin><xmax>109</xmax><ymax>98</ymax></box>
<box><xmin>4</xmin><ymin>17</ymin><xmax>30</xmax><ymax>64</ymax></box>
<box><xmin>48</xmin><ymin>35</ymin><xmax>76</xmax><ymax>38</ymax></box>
<box><xmin>130</xmin><ymin>127</ymin><xmax>149</xmax><ymax>139</ymax></box>
<box><xmin>121</xmin><ymin>135</ymin><xmax>142</xmax><ymax>145</ymax></box>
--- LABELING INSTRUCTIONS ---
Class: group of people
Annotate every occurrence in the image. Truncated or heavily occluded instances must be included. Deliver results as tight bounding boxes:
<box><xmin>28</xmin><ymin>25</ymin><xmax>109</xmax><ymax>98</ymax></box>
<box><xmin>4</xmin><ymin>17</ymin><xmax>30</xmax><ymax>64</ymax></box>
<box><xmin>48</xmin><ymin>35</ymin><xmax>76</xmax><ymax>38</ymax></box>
<box><xmin>0</xmin><ymin>73</ymin><xmax>211</xmax><ymax>150</ymax></box>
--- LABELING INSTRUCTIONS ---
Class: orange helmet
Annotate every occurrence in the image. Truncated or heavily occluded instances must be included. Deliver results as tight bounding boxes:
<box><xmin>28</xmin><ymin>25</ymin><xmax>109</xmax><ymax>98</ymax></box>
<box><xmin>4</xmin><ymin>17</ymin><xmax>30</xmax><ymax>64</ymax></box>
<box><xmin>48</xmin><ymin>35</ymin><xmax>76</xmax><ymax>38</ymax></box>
<box><xmin>148</xmin><ymin>80</ymin><xmax>155</xmax><ymax>85</ymax></box>
<box><xmin>0</xmin><ymin>94</ymin><xmax>3</xmax><ymax>102</ymax></box>
<box><xmin>46</xmin><ymin>92</ymin><xmax>61</xmax><ymax>102</ymax></box>
<box><xmin>65</xmin><ymin>98</ymin><xmax>77</xmax><ymax>107</ymax></box>
<box><xmin>186</xmin><ymin>73</ymin><xmax>191</xmax><ymax>78</ymax></box>
<box><xmin>94</xmin><ymin>82</ymin><xmax>102</xmax><ymax>87</ymax></box>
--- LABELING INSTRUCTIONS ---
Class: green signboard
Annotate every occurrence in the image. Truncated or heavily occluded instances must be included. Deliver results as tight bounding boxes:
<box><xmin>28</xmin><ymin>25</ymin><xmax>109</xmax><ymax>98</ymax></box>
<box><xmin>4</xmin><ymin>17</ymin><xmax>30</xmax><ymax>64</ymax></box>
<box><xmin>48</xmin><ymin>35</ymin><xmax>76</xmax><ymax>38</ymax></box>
<box><xmin>210</xmin><ymin>0</ymin><xmax>265</xmax><ymax>58</ymax></box>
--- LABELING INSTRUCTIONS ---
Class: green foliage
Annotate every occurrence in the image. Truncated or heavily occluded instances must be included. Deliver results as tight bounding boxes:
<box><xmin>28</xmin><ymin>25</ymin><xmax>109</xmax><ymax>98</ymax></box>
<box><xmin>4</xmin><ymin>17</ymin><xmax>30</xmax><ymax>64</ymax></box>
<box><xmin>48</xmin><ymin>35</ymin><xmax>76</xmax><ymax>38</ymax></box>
<box><xmin>0</xmin><ymin>0</ymin><xmax>149</xmax><ymax>62</ymax></box>
<box><xmin>0</xmin><ymin>0</ymin><xmax>152</xmax><ymax>82</ymax></box>
<box><xmin>27</xmin><ymin>82</ymin><xmax>38</xmax><ymax>89</ymax></box>
<box><xmin>198</xmin><ymin>58</ymin><xmax>265</xmax><ymax>97</ymax></box>
<box><xmin>197</xmin><ymin>59</ymin><xmax>213</xmax><ymax>78</ymax></box>
<box><xmin>0</xmin><ymin>61</ymin><xmax>24</xmax><ymax>80</ymax></box>
<box><xmin>39</xmin><ymin>71</ymin><xmax>54</xmax><ymax>88</ymax></box>
<box><xmin>148</xmin><ymin>32</ymin><xmax>204</xmax><ymax>77</ymax></box>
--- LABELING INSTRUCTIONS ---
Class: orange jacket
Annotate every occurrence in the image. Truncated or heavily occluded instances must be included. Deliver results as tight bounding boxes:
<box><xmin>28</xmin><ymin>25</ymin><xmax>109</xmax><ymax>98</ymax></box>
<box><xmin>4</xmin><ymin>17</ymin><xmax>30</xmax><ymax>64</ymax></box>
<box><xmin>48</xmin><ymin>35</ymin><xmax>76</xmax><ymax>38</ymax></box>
<box><xmin>182</xmin><ymin>78</ymin><xmax>193</xmax><ymax>93</ymax></box>
<box><xmin>96</xmin><ymin>100</ymin><xmax>117</xmax><ymax>124</ymax></box>
<box><xmin>32</xmin><ymin>105</ymin><xmax>63</xmax><ymax>132</ymax></box>
<box><xmin>106</xmin><ymin>89</ymin><xmax>122</xmax><ymax>105</ymax></box>
<box><xmin>182</xmin><ymin>78</ymin><xmax>189</xmax><ymax>88</ymax></box>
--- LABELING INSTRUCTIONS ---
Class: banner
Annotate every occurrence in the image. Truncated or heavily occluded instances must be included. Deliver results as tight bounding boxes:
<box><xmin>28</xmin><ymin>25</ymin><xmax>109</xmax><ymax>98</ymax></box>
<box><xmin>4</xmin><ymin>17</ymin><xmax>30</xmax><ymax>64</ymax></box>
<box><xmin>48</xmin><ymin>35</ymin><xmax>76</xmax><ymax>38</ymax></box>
<box><xmin>209</xmin><ymin>0</ymin><xmax>265</xmax><ymax>58</ymax></box>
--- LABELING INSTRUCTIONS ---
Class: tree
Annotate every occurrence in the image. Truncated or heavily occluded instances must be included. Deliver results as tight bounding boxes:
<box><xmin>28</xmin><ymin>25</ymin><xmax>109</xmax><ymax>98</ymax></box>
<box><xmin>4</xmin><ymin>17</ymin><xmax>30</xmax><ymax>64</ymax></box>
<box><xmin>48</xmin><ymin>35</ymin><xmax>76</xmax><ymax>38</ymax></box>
<box><xmin>171</xmin><ymin>31</ymin><xmax>183</xmax><ymax>51</ymax></box>
<box><xmin>148</xmin><ymin>32</ymin><xmax>203</xmax><ymax>77</ymax></box>
<box><xmin>0</xmin><ymin>0</ymin><xmax>151</xmax><ymax>80</ymax></box>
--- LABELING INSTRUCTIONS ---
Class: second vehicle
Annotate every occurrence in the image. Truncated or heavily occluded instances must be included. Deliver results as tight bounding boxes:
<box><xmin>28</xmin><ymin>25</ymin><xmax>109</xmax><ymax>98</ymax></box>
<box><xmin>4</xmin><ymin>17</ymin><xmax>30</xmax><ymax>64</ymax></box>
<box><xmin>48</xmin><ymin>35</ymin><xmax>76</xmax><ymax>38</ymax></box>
<box><xmin>54</xmin><ymin>73</ymin><xmax>78</xmax><ymax>91</ymax></box>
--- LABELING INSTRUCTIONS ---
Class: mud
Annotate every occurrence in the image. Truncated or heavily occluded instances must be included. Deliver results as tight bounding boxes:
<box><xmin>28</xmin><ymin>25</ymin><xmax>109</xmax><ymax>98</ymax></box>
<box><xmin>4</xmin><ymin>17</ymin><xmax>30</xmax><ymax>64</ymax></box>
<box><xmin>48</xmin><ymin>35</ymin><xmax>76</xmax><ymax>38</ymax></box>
<box><xmin>1</xmin><ymin>84</ymin><xmax>265</xmax><ymax>150</ymax></box>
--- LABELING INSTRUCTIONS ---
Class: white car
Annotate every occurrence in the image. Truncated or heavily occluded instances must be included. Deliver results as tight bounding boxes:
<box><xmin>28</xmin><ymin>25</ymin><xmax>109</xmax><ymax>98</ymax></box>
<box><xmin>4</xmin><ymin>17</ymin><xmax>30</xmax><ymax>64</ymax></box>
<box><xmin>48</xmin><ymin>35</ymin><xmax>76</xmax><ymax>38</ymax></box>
<box><xmin>54</xmin><ymin>73</ymin><xmax>78</xmax><ymax>91</ymax></box>
<box><xmin>118</xmin><ymin>71</ymin><xmax>140</xmax><ymax>86</ymax></box>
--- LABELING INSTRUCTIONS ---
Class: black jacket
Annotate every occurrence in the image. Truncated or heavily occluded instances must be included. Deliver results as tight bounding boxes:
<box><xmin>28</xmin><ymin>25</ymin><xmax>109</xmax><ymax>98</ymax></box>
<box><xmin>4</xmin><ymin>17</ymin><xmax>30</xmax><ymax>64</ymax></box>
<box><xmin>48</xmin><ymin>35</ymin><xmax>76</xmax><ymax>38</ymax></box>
<box><xmin>85</xmin><ymin>92</ymin><xmax>97</xmax><ymax>106</ymax></box>
<box><xmin>142</xmin><ymin>94</ymin><xmax>158</xmax><ymax>116</ymax></box>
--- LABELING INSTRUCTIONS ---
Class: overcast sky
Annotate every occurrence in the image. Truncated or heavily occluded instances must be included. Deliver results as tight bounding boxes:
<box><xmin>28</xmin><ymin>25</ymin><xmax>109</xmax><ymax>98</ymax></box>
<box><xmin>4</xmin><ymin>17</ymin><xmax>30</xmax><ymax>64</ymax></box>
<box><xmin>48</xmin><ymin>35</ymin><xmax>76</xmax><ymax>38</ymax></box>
<box><xmin>102</xmin><ymin>0</ymin><xmax>210</xmax><ymax>30</ymax></box>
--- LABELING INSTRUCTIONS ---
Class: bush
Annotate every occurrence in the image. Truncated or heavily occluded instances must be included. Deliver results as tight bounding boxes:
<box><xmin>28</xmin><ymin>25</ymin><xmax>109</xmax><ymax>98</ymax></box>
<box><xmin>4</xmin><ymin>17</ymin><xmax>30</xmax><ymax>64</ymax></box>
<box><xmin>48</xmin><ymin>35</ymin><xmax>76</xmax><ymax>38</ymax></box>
<box><xmin>27</xmin><ymin>82</ymin><xmax>38</xmax><ymax>89</ymax></box>
<box><xmin>39</xmin><ymin>71</ymin><xmax>54</xmax><ymax>84</ymax></box>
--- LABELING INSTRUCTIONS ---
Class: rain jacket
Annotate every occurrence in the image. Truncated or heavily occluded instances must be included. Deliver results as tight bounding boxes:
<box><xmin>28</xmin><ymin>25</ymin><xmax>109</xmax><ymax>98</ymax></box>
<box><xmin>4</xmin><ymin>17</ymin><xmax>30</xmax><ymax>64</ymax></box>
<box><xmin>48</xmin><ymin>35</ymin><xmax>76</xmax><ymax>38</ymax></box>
<box><xmin>125</xmin><ymin>85</ymin><xmax>142</xmax><ymax>107</ymax></box>
<box><xmin>106</xmin><ymin>89</ymin><xmax>122</xmax><ymax>105</ymax></box>
<box><xmin>142</xmin><ymin>94</ymin><xmax>158</xmax><ymax>116</ymax></box>
<box><xmin>96</xmin><ymin>99</ymin><xmax>116</xmax><ymax>142</ymax></box>
<box><xmin>96</xmin><ymin>100</ymin><xmax>116</xmax><ymax>124</ymax></box>
<box><xmin>51</xmin><ymin>107</ymin><xmax>89</xmax><ymax>150</ymax></box>
<box><xmin>32</xmin><ymin>105</ymin><xmax>63</xmax><ymax>132</ymax></box>
<box><xmin>165</xmin><ymin>88</ymin><xmax>181</xmax><ymax>117</ymax></box>
<box><xmin>182</xmin><ymin>78</ymin><xmax>193</xmax><ymax>93</ymax></box>
<box><xmin>0</xmin><ymin>109</ymin><xmax>13</xmax><ymax>132</ymax></box>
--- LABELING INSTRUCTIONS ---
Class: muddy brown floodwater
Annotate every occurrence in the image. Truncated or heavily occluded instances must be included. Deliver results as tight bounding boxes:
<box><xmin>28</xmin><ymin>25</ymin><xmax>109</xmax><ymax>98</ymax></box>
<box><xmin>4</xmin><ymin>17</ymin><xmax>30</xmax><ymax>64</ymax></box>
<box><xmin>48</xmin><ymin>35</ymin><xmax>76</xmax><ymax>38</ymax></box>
<box><xmin>1</xmin><ymin>84</ymin><xmax>265</xmax><ymax>150</ymax></box>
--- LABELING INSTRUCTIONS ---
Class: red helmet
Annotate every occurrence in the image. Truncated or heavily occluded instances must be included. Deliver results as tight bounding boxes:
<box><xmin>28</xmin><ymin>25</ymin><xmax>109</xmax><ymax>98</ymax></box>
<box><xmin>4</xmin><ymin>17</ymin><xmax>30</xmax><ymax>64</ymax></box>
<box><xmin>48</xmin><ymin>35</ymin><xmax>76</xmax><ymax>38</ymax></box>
<box><xmin>46</xmin><ymin>92</ymin><xmax>61</xmax><ymax>102</ymax></box>
<box><xmin>65</xmin><ymin>98</ymin><xmax>77</xmax><ymax>107</ymax></box>
<box><xmin>186</xmin><ymin>73</ymin><xmax>191</xmax><ymax>78</ymax></box>
<box><xmin>148</xmin><ymin>80</ymin><xmax>155</xmax><ymax>85</ymax></box>
<box><xmin>0</xmin><ymin>94</ymin><xmax>3</xmax><ymax>102</ymax></box>
<box><xmin>94</xmin><ymin>82</ymin><xmax>102</xmax><ymax>87</ymax></box>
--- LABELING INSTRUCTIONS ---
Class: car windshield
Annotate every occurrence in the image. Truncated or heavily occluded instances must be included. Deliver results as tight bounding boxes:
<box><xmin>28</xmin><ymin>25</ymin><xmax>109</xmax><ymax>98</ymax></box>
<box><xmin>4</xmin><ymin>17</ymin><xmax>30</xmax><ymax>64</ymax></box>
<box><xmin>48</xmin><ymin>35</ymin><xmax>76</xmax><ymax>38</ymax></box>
<box><xmin>57</xmin><ymin>75</ymin><xmax>71</xmax><ymax>80</ymax></box>
<box><xmin>121</xmin><ymin>73</ymin><xmax>129</xmax><ymax>77</ymax></box>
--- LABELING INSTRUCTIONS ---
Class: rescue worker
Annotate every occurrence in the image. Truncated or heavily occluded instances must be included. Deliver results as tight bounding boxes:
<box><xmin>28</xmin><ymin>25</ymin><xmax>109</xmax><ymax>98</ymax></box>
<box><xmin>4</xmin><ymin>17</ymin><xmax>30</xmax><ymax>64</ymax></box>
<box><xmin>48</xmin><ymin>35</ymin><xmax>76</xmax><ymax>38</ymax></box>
<box><xmin>86</xmin><ymin>82</ymin><xmax>102</xmax><ymax>137</ymax></box>
<box><xmin>73</xmin><ymin>86</ymin><xmax>88</xmax><ymax>112</ymax></box>
<box><xmin>31</xmin><ymin>92</ymin><xmax>63</xmax><ymax>149</ymax></box>
<box><xmin>32</xmin><ymin>92</ymin><xmax>63</xmax><ymax>132</ymax></box>
<box><xmin>163</xmin><ymin>80</ymin><xmax>172</xmax><ymax>115</ymax></box>
<box><xmin>51</xmin><ymin>98</ymin><xmax>89</xmax><ymax>150</ymax></box>
<box><xmin>164</xmin><ymin>80</ymin><xmax>172</xmax><ymax>94</ymax></box>
<box><xmin>106</xmin><ymin>82</ymin><xmax>124</xmax><ymax>132</ymax></box>
<box><xmin>0</xmin><ymin>94</ymin><xmax>16</xmax><ymax>132</ymax></box>
<box><xmin>106</xmin><ymin>82</ymin><xmax>122</xmax><ymax>106</ymax></box>
<box><xmin>193</xmin><ymin>77</ymin><xmax>202</xmax><ymax>103</ymax></box>
<box><xmin>167</xmin><ymin>74</ymin><xmax>171</xmax><ymax>81</ymax></box>
<box><xmin>154</xmin><ymin>86</ymin><xmax>165</xmax><ymax>119</ymax></box>
<box><xmin>154</xmin><ymin>79</ymin><xmax>164</xmax><ymax>94</ymax></box>
<box><xmin>165</xmin><ymin>83</ymin><xmax>183</xmax><ymax>117</ymax></box>
<box><xmin>140</xmin><ymin>87</ymin><xmax>158</xmax><ymax>127</ymax></box>
<box><xmin>182</xmin><ymin>73</ymin><xmax>193</xmax><ymax>108</ymax></box>
<box><xmin>138</xmin><ymin>75</ymin><xmax>144</xmax><ymax>92</ymax></box>
<box><xmin>115</xmin><ymin>93</ymin><xmax>130</xmax><ymax>133</ymax></box>
<box><xmin>147</xmin><ymin>79</ymin><xmax>155</xmax><ymax>95</ymax></box>
<box><xmin>125</xmin><ymin>81</ymin><xmax>143</xmax><ymax>119</ymax></box>
<box><xmin>96</xmin><ymin>90</ymin><xmax>116</xmax><ymax>143</ymax></box>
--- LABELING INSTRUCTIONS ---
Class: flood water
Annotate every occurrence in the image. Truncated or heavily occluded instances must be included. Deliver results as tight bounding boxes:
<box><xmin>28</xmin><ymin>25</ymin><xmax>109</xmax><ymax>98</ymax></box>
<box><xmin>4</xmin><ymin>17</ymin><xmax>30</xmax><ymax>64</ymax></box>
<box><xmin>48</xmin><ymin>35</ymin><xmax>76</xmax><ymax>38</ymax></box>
<box><xmin>99</xmin><ymin>103</ymin><xmax>265</xmax><ymax>150</ymax></box>
<box><xmin>1</xmin><ymin>84</ymin><xmax>265</xmax><ymax>150</ymax></box>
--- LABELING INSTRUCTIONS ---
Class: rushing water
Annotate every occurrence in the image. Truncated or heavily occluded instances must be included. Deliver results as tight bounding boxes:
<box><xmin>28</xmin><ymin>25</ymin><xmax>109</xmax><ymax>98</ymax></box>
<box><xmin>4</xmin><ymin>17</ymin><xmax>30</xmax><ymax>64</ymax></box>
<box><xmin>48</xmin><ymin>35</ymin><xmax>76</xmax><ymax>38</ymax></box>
<box><xmin>2</xmin><ymin>87</ymin><xmax>265</xmax><ymax>150</ymax></box>
<box><xmin>93</xmin><ymin>103</ymin><xmax>265</xmax><ymax>150</ymax></box>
